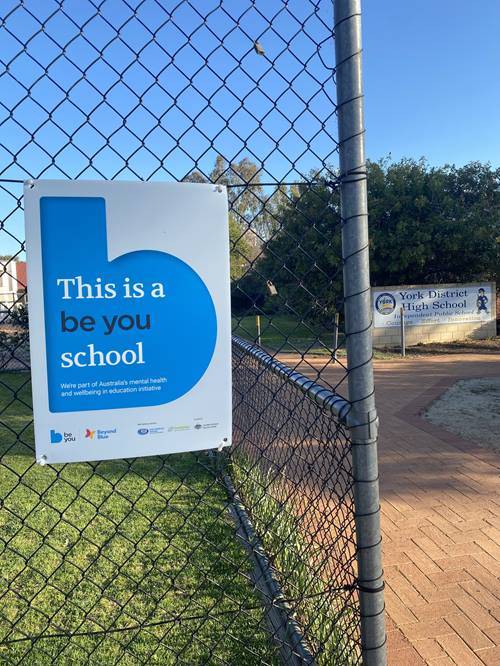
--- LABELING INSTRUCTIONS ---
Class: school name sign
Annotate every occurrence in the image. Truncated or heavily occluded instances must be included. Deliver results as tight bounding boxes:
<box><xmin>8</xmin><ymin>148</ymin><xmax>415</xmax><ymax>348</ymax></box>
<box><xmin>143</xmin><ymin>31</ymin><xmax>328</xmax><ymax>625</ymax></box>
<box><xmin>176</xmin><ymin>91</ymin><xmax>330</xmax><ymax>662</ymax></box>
<box><xmin>26</xmin><ymin>180</ymin><xmax>232</xmax><ymax>464</ymax></box>
<box><xmin>373</xmin><ymin>283</ymin><xmax>494</xmax><ymax>329</ymax></box>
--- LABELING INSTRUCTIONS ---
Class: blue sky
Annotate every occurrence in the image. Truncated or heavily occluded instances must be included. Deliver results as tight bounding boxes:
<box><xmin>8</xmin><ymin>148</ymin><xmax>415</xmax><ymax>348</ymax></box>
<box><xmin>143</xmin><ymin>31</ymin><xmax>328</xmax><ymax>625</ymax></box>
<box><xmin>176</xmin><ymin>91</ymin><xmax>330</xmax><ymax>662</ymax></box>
<box><xmin>1</xmin><ymin>0</ymin><xmax>499</xmax><ymax>256</ymax></box>
<box><xmin>0</xmin><ymin>0</ymin><xmax>338</xmax><ymax>184</ymax></box>
<box><xmin>363</xmin><ymin>0</ymin><xmax>500</xmax><ymax>167</ymax></box>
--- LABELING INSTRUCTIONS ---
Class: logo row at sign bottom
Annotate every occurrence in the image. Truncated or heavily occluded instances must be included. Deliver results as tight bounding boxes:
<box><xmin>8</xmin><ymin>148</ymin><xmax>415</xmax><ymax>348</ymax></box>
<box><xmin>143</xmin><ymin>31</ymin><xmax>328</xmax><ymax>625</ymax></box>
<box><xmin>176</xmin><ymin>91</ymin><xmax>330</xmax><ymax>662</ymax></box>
<box><xmin>49</xmin><ymin>420</ymin><xmax>221</xmax><ymax>445</ymax></box>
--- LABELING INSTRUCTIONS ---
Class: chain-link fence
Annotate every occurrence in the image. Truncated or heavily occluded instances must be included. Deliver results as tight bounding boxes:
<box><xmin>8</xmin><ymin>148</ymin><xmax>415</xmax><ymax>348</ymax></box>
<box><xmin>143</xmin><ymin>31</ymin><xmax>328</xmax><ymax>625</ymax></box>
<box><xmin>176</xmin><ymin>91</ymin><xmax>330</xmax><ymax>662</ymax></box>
<box><xmin>0</xmin><ymin>1</ymin><xmax>385</xmax><ymax>664</ymax></box>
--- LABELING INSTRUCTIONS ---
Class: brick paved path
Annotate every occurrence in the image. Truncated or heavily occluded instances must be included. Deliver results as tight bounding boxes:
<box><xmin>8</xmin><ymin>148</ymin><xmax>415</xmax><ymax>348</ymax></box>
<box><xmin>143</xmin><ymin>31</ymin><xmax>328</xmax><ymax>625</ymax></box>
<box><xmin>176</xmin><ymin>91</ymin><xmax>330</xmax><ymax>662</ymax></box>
<box><xmin>286</xmin><ymin>353</ymin><xmax>500</xmax><ymax>665</ymax></box>
<box><xmin>379</xmin><ymin>355</ymin><xmax>500</xmax><ymax>665</ymax></box>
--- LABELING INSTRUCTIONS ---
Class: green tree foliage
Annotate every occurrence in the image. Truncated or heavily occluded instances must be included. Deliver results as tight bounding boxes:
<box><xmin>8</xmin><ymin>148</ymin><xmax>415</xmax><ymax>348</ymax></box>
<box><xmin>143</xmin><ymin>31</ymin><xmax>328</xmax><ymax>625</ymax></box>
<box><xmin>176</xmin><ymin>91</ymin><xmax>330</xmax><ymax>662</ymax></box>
<box><xmin>250</xmin><ymin>159</ymin><xmax>499</xmax><ymax>322</ymax></box>
<box><xmin>368</xmin><ymin>159</ymin><xmax>500</xmax><ymax>285</ymax></box>
<box><xmin>184</xmin><ymin>156</ymin><xmax>262</xmax><ymax>281</ymax></box>
<box><xmin>185</xmin><ymin>155</ymin><xmax>291</xmax><ymax>282</ymax></box>
<box><xmin>8</xmin><ymin>303</ymin><xmax>29</xmax><ymax>329</ymax></box>
<box><xmin>256</xmin><ymin>179</ymin><xmax>343</xmax><ymax>323</ymax></box>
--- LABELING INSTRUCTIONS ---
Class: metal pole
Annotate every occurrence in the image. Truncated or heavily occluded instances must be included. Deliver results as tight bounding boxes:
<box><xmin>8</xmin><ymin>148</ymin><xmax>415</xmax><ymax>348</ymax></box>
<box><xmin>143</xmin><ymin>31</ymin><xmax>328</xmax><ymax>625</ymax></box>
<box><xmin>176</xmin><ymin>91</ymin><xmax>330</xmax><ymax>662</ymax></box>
<box><xmin>333</xmin><ymin>311</ymin><xmax>340</xmax><ymax>362</ymax></box>
<box><xmin>333</xmin><ymin>2</ymin><xmax>387</xmax><ymax>665</ymax></box>
<box><xmin>400</xmin><ymin>307</ymin><xmax>406</xmax><ymax>357</ymax></box>
<box><xmin>256</xmin><ymin>314</ymin><xmax>261</xmax><ymax>347</ymax></box>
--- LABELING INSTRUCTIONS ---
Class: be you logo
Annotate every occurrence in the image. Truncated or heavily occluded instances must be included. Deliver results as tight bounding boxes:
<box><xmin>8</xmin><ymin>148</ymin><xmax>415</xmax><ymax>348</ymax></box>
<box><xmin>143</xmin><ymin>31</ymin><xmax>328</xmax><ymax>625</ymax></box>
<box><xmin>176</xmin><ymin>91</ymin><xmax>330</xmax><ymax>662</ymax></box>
<box><xmin>50</xmin><ymin>429</ymin><xmax>75</xmax><ymax>444</ymax></box>
<box><xmin>26</xmin><ymin>180</ymin><xmax>232</xmax><ymax>464</ymax></box>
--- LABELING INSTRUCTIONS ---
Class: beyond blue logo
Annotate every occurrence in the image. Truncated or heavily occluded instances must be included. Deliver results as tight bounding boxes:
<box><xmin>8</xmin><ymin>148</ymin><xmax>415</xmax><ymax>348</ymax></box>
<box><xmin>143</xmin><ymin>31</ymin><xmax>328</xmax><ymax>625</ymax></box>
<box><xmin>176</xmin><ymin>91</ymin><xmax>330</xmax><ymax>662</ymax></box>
<box><xmin>40</xmin><ymin>197</ymin><xmax>217</xmax><ymax>413</ymax></box>
<box><xmin>138</xmin><ymin>428</ymin><xmax>149</xmax><ymax>435</ymax></box>
<box><xmin>50</xmin><ymin>429</ymin><xmax>62</xmax><ymax>443</ymax></box>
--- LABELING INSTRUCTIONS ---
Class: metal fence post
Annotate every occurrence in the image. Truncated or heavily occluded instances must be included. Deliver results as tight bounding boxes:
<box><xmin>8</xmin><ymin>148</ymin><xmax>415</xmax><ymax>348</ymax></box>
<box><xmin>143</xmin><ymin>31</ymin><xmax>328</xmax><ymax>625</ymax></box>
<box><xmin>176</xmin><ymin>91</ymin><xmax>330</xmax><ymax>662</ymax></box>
<box><xmin>400</xmin><ymin>306</ymin><xmax>406</xmax><ymax>357</ymax></box>
<box><xmin>333</xmin><ymin>2</ymin><xmax>387</xmax><ymax>665</ymax></box>
<box><xmin>333</xmin><ymin>311</ymin><xmax>340</xmax><ymax>362</ymax></box>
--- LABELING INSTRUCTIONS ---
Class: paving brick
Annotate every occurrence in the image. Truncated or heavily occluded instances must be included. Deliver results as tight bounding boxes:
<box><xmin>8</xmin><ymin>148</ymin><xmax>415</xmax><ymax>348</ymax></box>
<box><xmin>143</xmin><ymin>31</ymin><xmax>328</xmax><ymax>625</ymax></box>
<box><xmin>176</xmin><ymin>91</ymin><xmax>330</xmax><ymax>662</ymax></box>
<box><xmin>405</xmin><ymin>547</ymin><xmax>442</xmax><ymax>575</ymax></box>
<box><xmin>386</xmin><ymin>569</ymin><xmax>428</xmax><ymax>609</ymax></box>
<box><xmin>429</xmin><ymin>569</ymin><xmax>473</xmax><ymax>586</ymax></box>
<box><xmin>475</xmin><ymin>646</ymin><xmax>500</xmax><ymax>666</ymax></box>
<box><xmin>489</xmin><ymin>606</ymin><xmax>500</xmax><ymax>622</ymax></box>
<box><xmin>427</xmin><ymin>512</ymin><xmax>462</xmax><ymax>538</ymax></box>
<box><xmin>428</xmin><ymin>656</ymin><xmax>457</xmax><ymax>666</ymax></box>
<box><xmin>399</xmin><ymin>561</ymin><xmax>438</xmax><ymax>601</ymax></box>
<box><xmin>412</xmin><ymin>535</ymin><xmax>449</xmax><ymax>561</ymax></box>
<box><xmin>484</xmin><ymin>515</ymin><xmax>500</xmax><ymax>531</ymax></box>
<box><xmin>401</xmin><ymin>619</ymin><xmax>454</xmax><ymax>642</ymax></box>
<box><xmin>432</xmin><ymin>505</ymin><xmax>464</xmax><ymax>524</ymax></box>
<box><xmin>384</xmin><ymin>587</ymin><xmax>419</xmax><ymax>625</ymax></box>
<box><xmin>386</xmin><ymin>494</ymin><xmax>415</xmax><ymax>514</ymax></box>
<box><xmin>475</xmin><ymin>536</ymin><xmax>500</xmax><ymax>562</ymax></box>
<box><xmin>381</xmin><ymin>501</ymin><xmax>405</xmax><ymax>523</ymax></box>
<box><xmin>382</xmin><ymin>549</ymin><xmax>411</xmax><ymax>566</ymax></box>
<box><xmin>462</xmin><ymin>568</ymin><xmax>500</xmax><ymax>606</ymax></box>
<box><xmin>434</xmin><ymin>555</ymin><xmax>475</xmax><ymax>572</ymax></box>
<box><xmin>455</xmin><ymin>518</ymin><xmax>490</xmax><ymax>532</ymax></box>
<box><xmin>472</xmin><ymin>551</ymin><xmax>500</xmax><ymax>577</ymax></box>
<box><xmin>452</xmin><ymin>529</ymin><xmax>487</xmax><ymax>545</ymax></box>
<box><xmin>484</xmin><ymin>625</ymin><xmax>500</xmax><ymax>643</ymax></box>
<box><xmin>436</xmin><ymin>634</ymin><xmax>487</xmax><ymax>665</ymax></box>
<box><xmin>443</xmin><ymin>613</ymin><xmax>494</xmax><ymax>651</ymax></box>
<box><xmin>445</xmin><ymin>542</ymin><xmax>484</xmax><ymax>557</ymax></box>
<box><xmin>387</xmin><ymin>626</ymin><xmax>410</xmax><ymax>652</ymax></box>
<box><xmin>389</xmin><ymin>646</ymin><xmax>426</xmax><ymax>666</ymax></box>
<box><xmin>411</xmin><ymin>600</ymin><xmax>458</xmax><ymax>623</ymax></box>
<box><xmin>452</xmin><ymin>591</ymin><xmax>500</xmax><ymax>630</ymax></box>
<box><xmin>425</xmin><ymin>583</ymin><xmax>465</xmax><ymax>604</ymax></box>
<box><xmin>481</xmin><ymin>525</ymin><xmax>500</xmax><ymax>542</ymax></box>
<box><xmin>413</xmin><ymin>638</ymin><xmax>448</xmax><ymax>661</ymax></box>
<box><xmin>315</xmin><ymin>353</ymin><xmax>500</xmax><ymax>665</ymax></box>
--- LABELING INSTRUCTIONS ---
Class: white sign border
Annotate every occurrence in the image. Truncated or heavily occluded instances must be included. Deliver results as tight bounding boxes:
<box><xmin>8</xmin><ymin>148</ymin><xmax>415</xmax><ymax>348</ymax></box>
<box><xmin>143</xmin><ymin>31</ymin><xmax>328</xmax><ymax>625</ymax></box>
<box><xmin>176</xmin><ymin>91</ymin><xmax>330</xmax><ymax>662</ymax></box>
<box><xmin>25</xmin><ymin>179</ymin><xmax>233</xmax><ymax>464</ymax></box>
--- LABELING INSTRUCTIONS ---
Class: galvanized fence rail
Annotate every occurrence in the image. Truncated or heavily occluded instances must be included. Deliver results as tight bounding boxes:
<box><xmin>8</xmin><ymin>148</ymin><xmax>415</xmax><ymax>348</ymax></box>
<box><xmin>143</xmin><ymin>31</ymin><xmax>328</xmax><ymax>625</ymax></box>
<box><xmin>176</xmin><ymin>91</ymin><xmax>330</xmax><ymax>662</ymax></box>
<box><xmin>0</xmin><ymin>1</ymin><xmax>385</xmax><ymax>664</ymax></box>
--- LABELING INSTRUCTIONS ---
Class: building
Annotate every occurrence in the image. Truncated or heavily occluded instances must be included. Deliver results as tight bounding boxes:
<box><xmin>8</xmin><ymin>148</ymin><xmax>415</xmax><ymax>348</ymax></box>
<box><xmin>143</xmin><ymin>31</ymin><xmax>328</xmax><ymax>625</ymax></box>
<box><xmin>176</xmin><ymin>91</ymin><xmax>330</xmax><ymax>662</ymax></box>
<box><xmin>0</xmin><ymin>257</ymin><xmax>27</xmax><ymax>319</ymax></box>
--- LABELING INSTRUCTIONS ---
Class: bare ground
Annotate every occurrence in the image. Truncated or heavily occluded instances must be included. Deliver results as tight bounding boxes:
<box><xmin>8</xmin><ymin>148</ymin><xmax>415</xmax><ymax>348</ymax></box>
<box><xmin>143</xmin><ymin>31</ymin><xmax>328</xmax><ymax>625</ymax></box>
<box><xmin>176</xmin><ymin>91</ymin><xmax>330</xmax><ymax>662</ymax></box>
<box><xmin>424</xmin><ymin>376</ymin><xmax>500</xmax><ymax>451</ymax></box>
<box><xmin>371</xmin><ymin>337</ymin><xmax>500</xmax><ymax>360</ymax></box>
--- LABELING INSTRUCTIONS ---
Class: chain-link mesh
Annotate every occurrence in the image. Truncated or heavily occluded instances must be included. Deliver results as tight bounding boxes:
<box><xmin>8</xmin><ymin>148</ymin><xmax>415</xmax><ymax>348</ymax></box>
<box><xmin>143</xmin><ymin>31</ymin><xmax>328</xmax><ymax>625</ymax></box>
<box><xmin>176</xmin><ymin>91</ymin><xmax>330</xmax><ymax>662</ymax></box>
<box><xmin>230</xmin><ymin>339</ymin><xmax>359</xmax><ymax>663</ymax></box>
<box><xmin>0</xmin><ymin>1</ymin><xmax>364</xmax><ymax>664</ymax></box>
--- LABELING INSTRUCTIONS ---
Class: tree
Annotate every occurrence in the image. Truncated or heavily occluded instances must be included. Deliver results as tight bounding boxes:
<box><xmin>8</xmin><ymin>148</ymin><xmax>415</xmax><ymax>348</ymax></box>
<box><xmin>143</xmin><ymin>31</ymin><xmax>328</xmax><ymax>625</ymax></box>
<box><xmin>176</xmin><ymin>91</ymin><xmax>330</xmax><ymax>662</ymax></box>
<box><xmin>9</xmin><ymin>303</ymin><xmax>29</xmax><ymax>329</ymax></box>
<box><xmin>257</xmin><ymin>177</ymin><xmax>343</xmax><ymax>323</ymax></box>
<box><xmin>251</xmin><ymin>159</ymin><xmax>500</xmax><ymax>322</ymax></box>
<box><xmin>184</xmin><ymin>155</ymin><xmax>288</xmax><ymax>281</ymax></box>
<box><xmin>368</xmin><ymin>159</ymin><xmax>500</xmax><ymax>285</ymax></box>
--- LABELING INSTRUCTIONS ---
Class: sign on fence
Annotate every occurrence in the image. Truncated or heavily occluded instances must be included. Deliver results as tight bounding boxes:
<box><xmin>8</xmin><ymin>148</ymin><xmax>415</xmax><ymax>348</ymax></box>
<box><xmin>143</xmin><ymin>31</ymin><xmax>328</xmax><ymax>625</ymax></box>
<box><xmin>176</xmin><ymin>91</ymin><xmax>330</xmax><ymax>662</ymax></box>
<box><xmin>373</xmin><ymin>283</ymin><xmax>495</xmax><ymax>328</ymax></box>
<box><xmin>25</xmin><ymin>180</ymin><xmax>232</xmax><ymax>464</ymax></box>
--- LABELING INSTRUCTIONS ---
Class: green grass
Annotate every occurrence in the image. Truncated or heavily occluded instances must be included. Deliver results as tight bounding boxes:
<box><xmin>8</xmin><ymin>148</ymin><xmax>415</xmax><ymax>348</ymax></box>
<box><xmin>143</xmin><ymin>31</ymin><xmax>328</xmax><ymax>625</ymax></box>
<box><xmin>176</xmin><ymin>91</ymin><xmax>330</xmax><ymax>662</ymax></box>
<box><xmin>231</xmin><ymin>459</ymin><xmax>360</xmax><ymax>666</ymax></box>
<box><xmin>232</xmin><ymin>315</ymin><xmax>425</xmax><ymax>360</ymax></box>
<box><xmin>232</xmin><ymin>315</ymin><xmax>343</xmax><ymax>353</ymax></box>
<box><xmin>0</xmin><ymin>372</ymin><xmax>278</xmax><ymax>665</ymax></box>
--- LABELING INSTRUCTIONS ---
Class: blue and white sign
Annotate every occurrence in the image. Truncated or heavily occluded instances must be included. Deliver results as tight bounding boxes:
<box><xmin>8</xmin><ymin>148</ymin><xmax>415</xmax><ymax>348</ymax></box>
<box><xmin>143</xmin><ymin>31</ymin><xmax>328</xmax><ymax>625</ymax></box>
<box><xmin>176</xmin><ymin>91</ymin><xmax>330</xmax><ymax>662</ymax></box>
<box><xmin>373</xmin><ymin>283</ymin><xmax>495</xmax><ymax>328</ymax></box>
<box><xmin>25</xmin><ymin>180</ymin><xmax>232</xmax><ymax>464</ymax></box>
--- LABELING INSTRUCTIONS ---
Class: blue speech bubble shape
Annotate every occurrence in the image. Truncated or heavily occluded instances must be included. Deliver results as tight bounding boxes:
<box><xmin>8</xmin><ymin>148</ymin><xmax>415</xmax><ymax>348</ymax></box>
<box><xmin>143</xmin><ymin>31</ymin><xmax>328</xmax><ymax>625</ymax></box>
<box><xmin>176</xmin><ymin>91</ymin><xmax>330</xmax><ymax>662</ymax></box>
<box><xmin>40</xmin><ymin>197</ymin><xmax>217</xmax><ymax>413</ymax></box>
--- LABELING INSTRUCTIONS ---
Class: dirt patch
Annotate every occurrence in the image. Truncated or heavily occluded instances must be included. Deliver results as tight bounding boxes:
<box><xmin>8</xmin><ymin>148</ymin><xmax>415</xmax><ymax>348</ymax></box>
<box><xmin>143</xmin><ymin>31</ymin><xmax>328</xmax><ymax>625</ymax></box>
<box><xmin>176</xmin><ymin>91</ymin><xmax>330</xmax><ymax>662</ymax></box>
<box><xmin>424</xmin><ymin>377</ymin><xmax>500</xmax><ymax>452</ymax></box>
<box><xmin>372</xmin><ymin>337</ymin><xmax>500</xmax><ymax>360</ymax></box>
<box><xmin>378</xmin><ymin>337</ymin><xmax>500</xmax><ymax>357</ymax></box>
